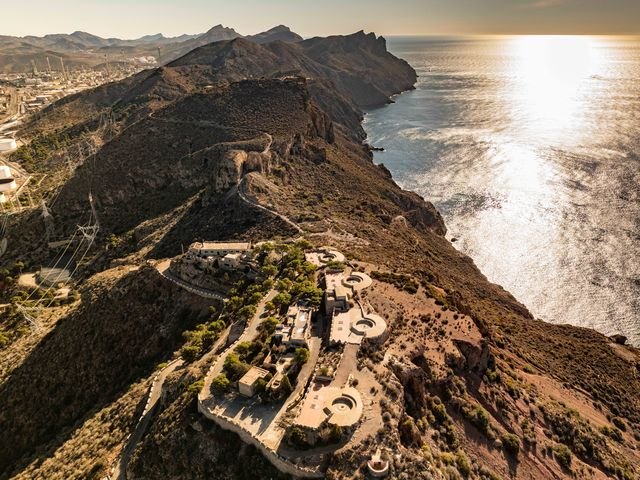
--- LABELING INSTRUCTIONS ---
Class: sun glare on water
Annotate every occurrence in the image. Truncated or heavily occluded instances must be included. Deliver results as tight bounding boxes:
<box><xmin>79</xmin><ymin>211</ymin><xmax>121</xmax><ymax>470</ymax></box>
<box><xmin>489</xmin><ymin>36</ymin><xmax>607</xmax><ymax>222</ymax></box>
<box><xmin>509</xmin><ymin>35</ymin><xmax>601</xmax><ymax>135</ymax></box>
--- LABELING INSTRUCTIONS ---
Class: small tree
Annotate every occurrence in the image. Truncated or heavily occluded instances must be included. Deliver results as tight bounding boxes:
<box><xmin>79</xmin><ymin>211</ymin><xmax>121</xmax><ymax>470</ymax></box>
<box><xmin>501</xmin><ymin>433</ymin><xmax>520</xmax><ymax>457</ymax></box>
<box><xmin>554</xmin><ymin>444</ymin><xmax>572</xmax><ymax>470</ymax></box>
<box><xmin>181</xmin><ymin>345</ymin><xmax>201</xmax><ymax>363</ymax></box>
<box><xmin>238</xmin><ymin>304</ymin><xmax>257</xmax><ymax>320</ymax></box>
<box><xmin>235</xmin><ymin>341</ymin><xmax>253</xmax><ymax>358</ymax></box>
<box><xmin>273</xmin><ymin>292</ymin><xmax>292</xmax><ymax>308</ymax></box>
<box><xmin>295</xmin><ymin>239</ymin><xmax>312</xmax><ymax>250</ymax></box>
<box><xmin>224</xmin><ymin>353</ymin><xmax>250</xmax><ymax>380</ymax></box>
<box><xmin>288</xmin><ymin>426</ymin><xmax>308</xmax><ymax>449</ymax></box>
<box><xmin>260</xmin><ymin>317</ymin><xmax>280</xmax><ymax>336</ymax></box>
<box><xmin>280</xmin><ymin>374</ymin><xmax>293</xmax><ymax>396</ymax></box>
<box><xmin>294</xmin><ymin>347</ymin><xmax>310</xmax><ymax>365</ymax></box>
<box><xmin>211</xmin><ymin>374</ymin><xmax>231</xmax><ymax>395</ymax></box>
<box><xmin>261</xmin><ymin>264</ymin><xmax>278</xmax><ymax>278</ymax></box>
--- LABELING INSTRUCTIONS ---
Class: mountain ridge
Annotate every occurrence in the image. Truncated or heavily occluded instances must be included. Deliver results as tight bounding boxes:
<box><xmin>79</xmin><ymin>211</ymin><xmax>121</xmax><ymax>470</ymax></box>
<box><xmin>0</xmin><ymin>24</ymin><xmax>305</xmax><ymax>73</ymax></box>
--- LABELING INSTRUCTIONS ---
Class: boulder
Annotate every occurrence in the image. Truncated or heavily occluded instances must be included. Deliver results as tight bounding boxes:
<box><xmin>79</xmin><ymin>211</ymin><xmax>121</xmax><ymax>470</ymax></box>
<box><xmin>610</xmin><ymin>334</ymin><xmax>627</xmax><ymax>346</ymax></box>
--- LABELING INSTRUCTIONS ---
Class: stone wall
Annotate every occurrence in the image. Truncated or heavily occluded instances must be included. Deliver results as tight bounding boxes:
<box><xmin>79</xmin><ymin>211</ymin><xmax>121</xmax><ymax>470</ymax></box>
<box><xmin>197</xmin><ymin>401</ymin><xmax>324</xmax><ymax>479</ymax></box>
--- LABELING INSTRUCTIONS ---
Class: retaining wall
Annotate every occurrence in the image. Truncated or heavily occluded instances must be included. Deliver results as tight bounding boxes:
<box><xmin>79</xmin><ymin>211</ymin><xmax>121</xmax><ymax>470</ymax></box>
<box><xmin>198</xmin><ymin>401</ymin><xmax>324</xmax><ymax>478</ymax></box>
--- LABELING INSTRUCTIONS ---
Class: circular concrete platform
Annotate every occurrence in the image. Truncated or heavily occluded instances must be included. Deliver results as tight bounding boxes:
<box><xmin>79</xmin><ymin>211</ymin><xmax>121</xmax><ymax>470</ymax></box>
<box><xmin>323</xmin><ymin>387</ymin><xmax>363</xmax><ymax>427</ymax></box>
<box><xmin>351</xmin><ymin>313</ymin><xmax>387</xmax><ymax>341</ymax></box>
<box><xmin>319</xmin><ymin>249</ymin><xmax>345</xmax><ymax>265</ymax></box>
<box><xmin>342</xmin><ymin>271</ymin><xmax>372</xmax><ymax>291</ymax></box>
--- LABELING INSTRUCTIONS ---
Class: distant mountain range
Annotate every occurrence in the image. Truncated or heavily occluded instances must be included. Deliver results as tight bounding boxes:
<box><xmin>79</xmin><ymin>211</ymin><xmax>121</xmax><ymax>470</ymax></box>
<box><xmin>0</xmin><ymin>24</ymin><xmax>304</xmax><ymax>73</ymax></box>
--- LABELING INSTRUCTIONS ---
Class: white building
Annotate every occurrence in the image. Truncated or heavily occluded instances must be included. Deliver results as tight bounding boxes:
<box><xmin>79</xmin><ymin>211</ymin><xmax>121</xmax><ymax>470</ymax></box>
<box><xmin>238</xmin><ymin>366</ymin><xmax>270</xmax><ymax>397</ymax></box>
<box><xmin>188</xmin><ymin>241</ymin><xmax>251</xmax><ymax>258</ymax></box>
<box><xmin>219</xmin><ymin>252</ymin><xmax>243</xmax><ymax>270</ymax></box>
<box><xmin>288</xmin><ymin>304</ymin><xmax>312</xmax><ymax>347</ymax></box>
<box><xmin>324</xmin><ymin>272</ymin><xmax>349</xmax><ymax>313</ymax></box>
<box><xmin>0</xmin><ymin>165</ymin><xmax>17</xmax><ymax>203</ymax></box>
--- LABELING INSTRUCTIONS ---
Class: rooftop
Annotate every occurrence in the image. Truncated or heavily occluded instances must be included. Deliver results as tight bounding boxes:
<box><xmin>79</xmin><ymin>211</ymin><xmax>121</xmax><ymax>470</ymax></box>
<box><xmin>295</xmin><ymin>384</ymin><xmax>363</xmax><ymax>429</ymax></box>
<box><xmin>290</xmin><ymin>305</ymin><xmax>312</xmax><ymax>343</ymax></box>
<box><xmin>329</xmin><ymin>308</ymin><xmax>359</xmax><ymax>344</ymax></box>
<box><xmin>238</xmin><ymin>366</ymin><xmax>270</xmax><ymax>386</ymax></box>
<box><xmin>190</xmin><ymin>241</ymin><xmax>251</xmax><ymax>251</ymax></box>
<box><xmin>325</xmin><ymin>272</ymin><xmax>344</xmax><ymax>292</ymax></box>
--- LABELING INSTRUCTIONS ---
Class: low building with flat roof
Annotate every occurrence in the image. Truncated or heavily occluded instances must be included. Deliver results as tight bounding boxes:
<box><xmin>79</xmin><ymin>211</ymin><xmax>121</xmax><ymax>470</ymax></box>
<box><xmin>219</xmin><ymin>252</ymin><xmax>243</xmax><ymax>270</ymax></box>
<box><xmin>329</xmin><ymin>308</ymin><xmax>358</xmax><ymax>344</ymax></box>
<box><xmin>289</xmin><ymin>304</ymin><xmax>312</xmax><ymax>347</ymax></box>
<box><xmin>189</xmin><ymin>241</ymin><xmax>251</xmax><ymax>258</ymax></box>
<box><xmin>238</xmin><ymin>366</ymin><xmax>269</xmax><ymax>397</ymax></box>
<box><xmin>324</xmin><ymin>272</ymin><xmax>349</xmax><ymax>313</ymax></box>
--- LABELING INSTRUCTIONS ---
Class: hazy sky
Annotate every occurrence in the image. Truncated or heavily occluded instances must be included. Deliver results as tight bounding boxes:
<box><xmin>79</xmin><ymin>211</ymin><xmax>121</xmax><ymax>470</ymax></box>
<box><xmin>3</xmin><ymin>0</ymin><xmax>639</xmax><ymax>38</ymax></box>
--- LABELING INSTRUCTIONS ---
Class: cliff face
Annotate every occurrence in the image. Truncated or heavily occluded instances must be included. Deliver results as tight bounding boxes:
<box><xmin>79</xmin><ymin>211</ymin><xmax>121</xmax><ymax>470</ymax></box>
<box><xmin>170</xmin><ymin>31</ymin><xmax>416</xmax><ymax>110</ymax></box>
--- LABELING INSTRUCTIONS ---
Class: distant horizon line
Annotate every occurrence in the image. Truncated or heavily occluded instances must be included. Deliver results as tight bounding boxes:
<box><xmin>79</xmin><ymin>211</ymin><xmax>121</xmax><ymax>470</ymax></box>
<box><xmin>3</xmin><ymin>29</ymin><xmax>639</xmax><ymax>41</ymax></box>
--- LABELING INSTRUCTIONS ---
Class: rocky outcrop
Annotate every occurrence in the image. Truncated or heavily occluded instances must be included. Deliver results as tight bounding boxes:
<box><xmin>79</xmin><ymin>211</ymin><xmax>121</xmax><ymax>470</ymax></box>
<box><xmin>453</xmin><ymin>338</ymin><xmax>491</xmax><ymax>374</ymax></box>
<box><xmin>208</xmin><ymin>149</ymin><xmax>272</xmax><ymax>192</ymax></box>
<box><xmin>610</xmin><ymin>334</ymin><xmax>628</xmax><ymax>345</ymax></box>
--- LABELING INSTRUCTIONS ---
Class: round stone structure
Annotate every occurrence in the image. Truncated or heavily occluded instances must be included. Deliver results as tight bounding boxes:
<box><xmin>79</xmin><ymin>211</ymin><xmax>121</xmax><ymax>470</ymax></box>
<box><xmin>342</xmin><ymin>271</ymin><xmax>372</xmax><ymax>291</ymax></box>
<box><xmin>350</xmin><ymin>313</ymin><xmax>387</xmax><ymax>342</ymax></box>
<box><xmin>367</xmin><ymin>450</ymin><xmax>389</xmax><ymax>478</ymax></box>
<box><xmin>323</xmin><ymin>387</ymin><xmax>363</xmax><ymax>427</ymax></box>
<box><xmin>318</xmin><ymin>248</ymin><xmax>345</xmax><ymax>265</ymax></box>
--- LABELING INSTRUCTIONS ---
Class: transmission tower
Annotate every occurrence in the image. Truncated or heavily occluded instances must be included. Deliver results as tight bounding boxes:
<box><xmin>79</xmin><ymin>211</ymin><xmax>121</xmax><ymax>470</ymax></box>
<box><xmin>41</xmin><ymin>200</ymin><xmax>55</xmax><ymax>243</ymax></box>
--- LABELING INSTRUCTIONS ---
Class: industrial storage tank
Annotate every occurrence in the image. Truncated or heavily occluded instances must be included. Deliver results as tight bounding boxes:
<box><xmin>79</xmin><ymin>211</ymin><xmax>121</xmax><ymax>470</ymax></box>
<box><xmin>0</xmin><ymin>165</ymin><xmax>17</xmax><ymax>203</ymax></box>
<box><xmin>0</xmin><ymin>138</ymin><xmax>17</xmax><ymax>152</ymax></box>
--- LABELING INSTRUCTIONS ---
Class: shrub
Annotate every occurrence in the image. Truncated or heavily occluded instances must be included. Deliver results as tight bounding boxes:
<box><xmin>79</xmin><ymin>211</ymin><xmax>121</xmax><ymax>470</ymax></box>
<box><xmin>611</xmin><ymin>417</ymin><xmax>627</xmax><ymax>432</ymax></box>
<box><xmin>294</xmin><ymin>347</ymin><xmax>310</xmax><ymax>365</ymax></box>
<box><xmin>502</xmin><ymin>433</ymin><xmax>520</xmax><ymax>456</ymax></box>
<box><xmin>287</xmin><ymin>426</ymin><xmax>309</xmax><ymax>449</ymax></box>
<box><xmin>181</xmin><ymin>345</ymin><xmax>201</xmax><ymax>363</ymax></box>
<box><xmin>324</xmin><ymin>259</ymin><xmax>344</xmax><ymax>271</ymax></box>
<box><xmin>540</xmin><ymin>401</ymin><xmax>610</xmax><ymax>466</ymax></box>
<box><xmin>455</xmin><ymin>451</ymin><xmax>472</xmax><ymax>477</ymax></box>
<box><xmin>188</xmin><ymin>380</ymin><xmax>204</xmax><ymax>395</ymax></box>
<box><xmin>600</xmin><ymin>425</ymin><xmax>623</xmax><ymax>442</ymax></box>
<box><xmin>399</xmin><ymin>417</ymin><xmax>421</xmax><ymax>447</ymax></box>
<box><xmin>554</xmin><ymin>444</ymin><xmax>572</xmax><ymax>469</ymax></box>
<box><xmin>211</xmin><ymin>374</ymin><xmax>231</xmax><ymax>395</ymax></box>
<box><xmin>429</xmin><ymin>398</ymin><xmax>449</xmax><ymax>425</ymax></box>
<box><xmin>469</xmin><ymin>405</ymin><xmax>491</xmax><ymax>434</ymax></box>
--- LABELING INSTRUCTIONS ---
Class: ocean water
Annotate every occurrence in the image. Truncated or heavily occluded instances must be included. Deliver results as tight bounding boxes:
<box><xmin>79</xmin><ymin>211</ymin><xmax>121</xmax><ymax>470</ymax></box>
<box><xmin>364</xmin><ymin>36</ymin><xmax>640</xmax><ymax>345</ymax></box>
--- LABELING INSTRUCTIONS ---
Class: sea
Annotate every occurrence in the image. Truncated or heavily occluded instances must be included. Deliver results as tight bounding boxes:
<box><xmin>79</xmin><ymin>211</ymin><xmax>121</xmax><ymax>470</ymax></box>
<box><xmin>364</xmin><ymin>35</ymin><xmax>640</xmax><ymax>346</ymax></box>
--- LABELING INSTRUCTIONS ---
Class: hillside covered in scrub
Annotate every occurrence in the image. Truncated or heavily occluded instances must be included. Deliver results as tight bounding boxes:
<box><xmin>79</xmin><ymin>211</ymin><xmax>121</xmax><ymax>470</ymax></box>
<box><xmin>0</xmin><ymin>29</ymin><xmax>639</xmax><ymax>480</ymax></box>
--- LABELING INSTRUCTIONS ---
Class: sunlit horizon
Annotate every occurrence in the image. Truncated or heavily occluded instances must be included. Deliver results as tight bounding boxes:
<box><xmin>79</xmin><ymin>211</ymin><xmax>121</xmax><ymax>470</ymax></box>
<box><xmin>2</xmin><ymin>0</ymin><xmax>639</xmax><ymax>39</ymax></box>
